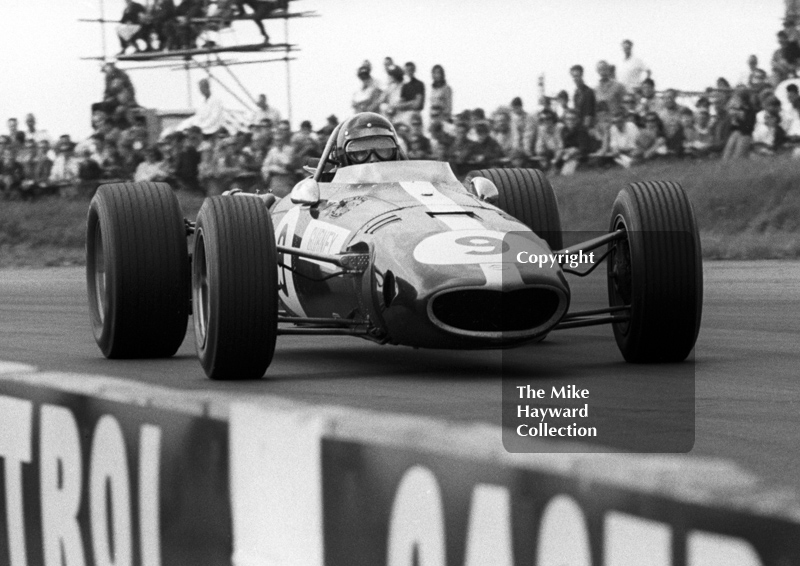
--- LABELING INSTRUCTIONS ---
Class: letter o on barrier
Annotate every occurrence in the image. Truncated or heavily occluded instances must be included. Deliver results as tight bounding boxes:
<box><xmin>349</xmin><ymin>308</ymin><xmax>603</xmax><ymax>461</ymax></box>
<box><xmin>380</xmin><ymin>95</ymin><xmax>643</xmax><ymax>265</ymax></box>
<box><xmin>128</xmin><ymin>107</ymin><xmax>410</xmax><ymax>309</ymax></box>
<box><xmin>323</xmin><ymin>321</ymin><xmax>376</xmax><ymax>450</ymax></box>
<box><xmin>91</xmin><ymin>415</ymin><xmax>133</xmax><ymax>566</ymax></box>
<box><xmin>387</xmin><ymin>465</ymin><xmax>446</xmax><ymax>566</ymax></box>
<box><xmin>537</xmin><ymin>495</ymin><xmax>591</xmax><ymax>566</ymax></box>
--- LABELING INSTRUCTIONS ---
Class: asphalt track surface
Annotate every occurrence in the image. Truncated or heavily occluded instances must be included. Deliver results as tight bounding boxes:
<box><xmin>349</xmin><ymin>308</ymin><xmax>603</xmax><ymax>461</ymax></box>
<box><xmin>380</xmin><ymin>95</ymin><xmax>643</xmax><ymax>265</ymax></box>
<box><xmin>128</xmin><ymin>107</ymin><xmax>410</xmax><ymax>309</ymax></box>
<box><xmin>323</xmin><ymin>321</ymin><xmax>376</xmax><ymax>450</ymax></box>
<box><xmin>1</xmin><ymin>262</ymin><xmax>799</xmax><ymax>491</ymax></box>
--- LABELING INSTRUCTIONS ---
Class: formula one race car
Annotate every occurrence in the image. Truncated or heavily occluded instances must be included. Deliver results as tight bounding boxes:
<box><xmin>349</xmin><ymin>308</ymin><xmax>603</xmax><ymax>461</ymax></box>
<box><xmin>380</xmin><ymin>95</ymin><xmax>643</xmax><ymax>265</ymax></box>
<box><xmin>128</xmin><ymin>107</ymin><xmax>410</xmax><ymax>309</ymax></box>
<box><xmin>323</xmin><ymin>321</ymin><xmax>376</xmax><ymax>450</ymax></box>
<box><xmin>86</xmin><ymin>114</ymin><xmax>702</xmax><ymax>380</ymax></box>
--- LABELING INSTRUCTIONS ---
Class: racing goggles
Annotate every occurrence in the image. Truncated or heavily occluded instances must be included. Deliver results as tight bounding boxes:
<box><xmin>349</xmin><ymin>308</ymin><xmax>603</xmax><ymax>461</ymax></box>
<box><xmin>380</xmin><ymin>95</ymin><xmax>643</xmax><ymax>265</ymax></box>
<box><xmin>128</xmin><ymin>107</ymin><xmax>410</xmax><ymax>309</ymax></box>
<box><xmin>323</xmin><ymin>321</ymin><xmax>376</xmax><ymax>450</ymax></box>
<box><xmin>345</xmin><ymin>136</ymin><xmax>398</xmax><ymax>163</ymax></box>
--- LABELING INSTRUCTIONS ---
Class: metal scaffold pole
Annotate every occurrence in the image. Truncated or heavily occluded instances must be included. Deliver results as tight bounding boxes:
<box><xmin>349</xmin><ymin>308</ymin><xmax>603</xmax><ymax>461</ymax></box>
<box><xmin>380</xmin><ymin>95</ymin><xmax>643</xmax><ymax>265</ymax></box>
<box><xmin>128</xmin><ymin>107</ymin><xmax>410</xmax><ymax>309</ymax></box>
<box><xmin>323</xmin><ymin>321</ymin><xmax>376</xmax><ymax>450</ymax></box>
<box><xmin>284</xmin><ymin>17</ymin><xmax>292</xmax><ymax>125</ymax></box>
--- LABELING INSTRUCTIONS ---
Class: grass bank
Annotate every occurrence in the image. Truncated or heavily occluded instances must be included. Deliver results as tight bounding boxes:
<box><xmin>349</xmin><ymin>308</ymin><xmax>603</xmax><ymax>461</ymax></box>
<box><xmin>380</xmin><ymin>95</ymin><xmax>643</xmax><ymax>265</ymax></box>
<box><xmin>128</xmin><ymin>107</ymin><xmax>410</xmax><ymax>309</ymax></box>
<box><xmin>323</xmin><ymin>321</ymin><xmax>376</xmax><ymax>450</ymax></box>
<box><xmin>1</xmin><ymin>157</ymin><xmax>799</xmax><ymax>267</ymax></box>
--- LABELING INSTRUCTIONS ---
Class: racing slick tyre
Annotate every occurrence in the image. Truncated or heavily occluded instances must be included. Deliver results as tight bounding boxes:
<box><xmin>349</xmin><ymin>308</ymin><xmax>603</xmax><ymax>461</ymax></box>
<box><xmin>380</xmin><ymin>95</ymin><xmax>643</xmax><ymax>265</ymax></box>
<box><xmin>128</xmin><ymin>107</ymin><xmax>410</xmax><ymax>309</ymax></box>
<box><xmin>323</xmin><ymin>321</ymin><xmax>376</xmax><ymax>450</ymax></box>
<box><xmin>192</xmin><ymin>195</ymin><xmax>278</xmax><ymax>380</ymax></box>
<box><xmin>607</xmin><ymin>181</ymin><xmax>703</xmax><ymax>363</ymax></box>
<box><xmin>466</xmin><ymin>168</ymin><xmax>563</xmax><ymax>251</ymax></box>
<box><xmin>86</xmin><ymin>182</ymin><xmax>190</xmax><ymax>358</ymax></box>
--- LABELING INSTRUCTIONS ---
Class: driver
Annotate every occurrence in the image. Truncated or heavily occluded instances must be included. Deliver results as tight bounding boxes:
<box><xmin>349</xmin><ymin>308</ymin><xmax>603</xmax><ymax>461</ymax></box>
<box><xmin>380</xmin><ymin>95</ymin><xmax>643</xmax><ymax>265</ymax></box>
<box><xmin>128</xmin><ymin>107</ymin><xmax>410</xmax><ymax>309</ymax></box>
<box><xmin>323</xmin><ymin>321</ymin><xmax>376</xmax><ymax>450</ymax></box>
<box><xmin>334</xmin><ymin>112</ymin><xmax>402</xmax><ymax>166</ymax></box>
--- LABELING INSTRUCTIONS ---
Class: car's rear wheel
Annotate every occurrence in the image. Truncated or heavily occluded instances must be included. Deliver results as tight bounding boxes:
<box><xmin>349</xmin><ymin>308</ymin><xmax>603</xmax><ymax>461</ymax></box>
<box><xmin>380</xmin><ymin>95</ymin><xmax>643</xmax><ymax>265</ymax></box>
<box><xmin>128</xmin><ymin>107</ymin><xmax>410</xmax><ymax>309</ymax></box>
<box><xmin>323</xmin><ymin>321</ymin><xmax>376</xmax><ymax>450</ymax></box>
<box><xmin>607</xmin><ymin>181</ymin><xmax>703</xmax><ymax>363</ymax></box>
<box><xmin>86</xmin><ymin>182</ymin><xmax>190</xmax><ymax>358</ymax></box>
<box><xmin>192</xmin><ymin>196</ymin><xmax>278</xmax><ymax>380</ymax></box>
<box><xmin>466</xmin><ymin>167</ymin><xmax>563</xmax><ymax>251</ymax></box>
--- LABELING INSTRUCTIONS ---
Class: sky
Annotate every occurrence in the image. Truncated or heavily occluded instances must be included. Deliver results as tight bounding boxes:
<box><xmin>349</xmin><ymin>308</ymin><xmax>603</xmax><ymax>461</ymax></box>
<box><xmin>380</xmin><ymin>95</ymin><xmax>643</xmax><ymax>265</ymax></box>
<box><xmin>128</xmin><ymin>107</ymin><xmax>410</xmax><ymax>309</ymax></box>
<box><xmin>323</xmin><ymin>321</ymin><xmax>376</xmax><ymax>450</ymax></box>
<box><xmin>0</xmin><ymin>0</ymin><xmax>786</xmax><ymax>139</ymax></box>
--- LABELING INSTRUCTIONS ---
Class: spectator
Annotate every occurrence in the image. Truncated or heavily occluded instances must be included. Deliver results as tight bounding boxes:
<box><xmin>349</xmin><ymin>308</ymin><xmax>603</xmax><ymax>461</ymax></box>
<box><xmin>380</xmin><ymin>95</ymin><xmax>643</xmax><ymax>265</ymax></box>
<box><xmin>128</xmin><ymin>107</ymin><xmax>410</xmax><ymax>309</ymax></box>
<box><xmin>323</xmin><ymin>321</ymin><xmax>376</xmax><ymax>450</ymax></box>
<box><xmin>117</xmin><ymin>0</ymin><xmax>148</xmax><ymax>54</ymax></box>
<box><xmin>470</xmin><ymin>121</ymin><xmax>504</xmax><ymax>167</ymax></box>
<box><xmin>752</xmin><ymin>112</ymin><xmax>786</xmax><ymax>155</ymax></box>
<box><xmin>379</xmin><ymin>65</ymin><xmax>405</xmax><ymax>119</ymax></box>
<box><xmin>207</xmin><ymin>136</ymin><xmax>246</xmax><ymax>195</ymax></box>
<box><xmin>748</xmin><ymin>69</ymin><xmax>772</xmax><ymax>112</ymax></box>
<box><xmin>429</xmin><ymin>65</ymin><xmax>453</xmax><ymax>121</ymax></box>
<box><xmin>0</xmin><ymin>149</ymin><xmax>25</xmax><ymax>199</ymax></box>
<box><xmin>595</xmin><ymin>60</ymin><xmax>627</xmax><ymax>115</ymax></box>
<box><xmin>635</xmin><ymin>78</ymin><xmax>660</xmax><ymax>115</ymax></box>
<box><xmin>756</xmin><ymin>95</ymin><xmax>783</xmax><ymax>127</ymax></box>
<box><xmin>491</xmin><ymin>111</ymin><xmax>514</xmax><ymax>156</ymax></box>
<box><xmin>20</xmin><ymin>140</ymin><xmax>53</xmax><ymax>199</ymax></box>
<box><xmin>175</xmin><ymin>0</ymin><xmax>204</xmax><ymax>49</ymax></box>
<box><xmin>395</xmin><ymin>62</ymin><xmax>426</xmax><ymax>125</ymax></box>
<box><xmin>352</xmin><ymin>66</ymin><xmax>383</xmax><ymax>114</ymax></box>
<box><xmin>657</xmin><ymin>89</ymin><xmax>686</xmax><ymax>154</ymax></box>
<box><xmin>382</xmin><ymin>56</ymin><xmax>396</xmax><ymax>88</ymax></box>
<box><xmin>722</xmin><ymin>93</ymin><xmax>756</xmax><ymax>160</ymax></box>
<box><xmin>234</xmin><ymin>0</ymin><xmax>272</xmax><ymax>43</ymax></box>
<box><xmin>633</xmin><ymin>112</ymin><xmax>667</xmax><ymax>161</ymax></box>
<box><xmin>589</xmin><ymin>101</ymin><xmax>612</xmax><ymax>154</ymax></box>
<box><xmin>261</xmin><ymin>120</ymin><xmax>296</xmax><ymax>197</ymax></box>
<box><xmin>772</xmin><ymin>31</ymin><xmax>800</xmax><ymax>83</ymax></box>
<box><xmin>617</xmin><ymin>39</ymin><xmax>651</xmax><ymax>91</ymax></box>
<box><xmin>7</xmin><ymin>119</ymin><xmax>21</xmax><ymax>147</ymax></box>
<box><xmin>621</xmin><ymin>92</ymin><xmax>642</xmax><ymax>126</ymax></box>
<box><xmin>692</xmin><ymin>108</ymin><xmax>714</xmax><ymax>154</ymax></box>
<box><xmin>508</xmin><ymin>97</ymin><xmax>537</xmax><ymax>155</ymax></box>
<box><xmin>23</xmin><ymin>114</ymin><xmax>48</xmax><ymax>143</ymax></box>
<box><xmin>428</xmin><ymin>121</ymin><xmax>454</xmax><ymax>161</ymax></box>
<box><xmin>49</xmin><ymin>137</ymin><xmax>80</xmax><ymax>187</ymax></box>
<box><xmin>782</xmin><ymin>83</ymin><xmax>800</xmax><ymax>140</ymax></box>
<box><xmin>251</xmin><ymin>94</ymin><xmax>281</xmax><ymax>125</ymax></box>
<box><xmin>570</xmin><ymin>65</ymin><xmax>596</xmax><ymax>128</ymax></box>
<box><xmin>317</xmin><ymin>115</ymin><xmax>339</xmax><ymax>145</ymax></box>
<box><xmin>447</xmin><ymin>120</ymin><xmax>476</xmax><ymax>177</ymax></box>
<box><xmin>429</xmin><ymin>104</ymin><xmax>455</xmax><ymax>136</ymax></box>
<box><xmin>534</xmin><ymin>110</ymin><xmax>563</xmax><ymax>170</ymax></box>
<box><xmin>145</xmin><ymin>0</ymin><xmax>177</xmax><ymax>51</ymax></box>
<box><xmin>291</xmin><ymin>120</ymin><xmax>321</xmax><ymax>176</ymax></box>
<box><xmin>739</xmin><ymin>54</ymin><xmax>765</xmax><ymax>87</ymax></box>
<box><xmin>680</xmin><ymin>108</ymin><xmax>705</xmax><ymax>157</ymax></box>
<box><xmin>180</xmin><ymin>78</ymin><xmax>225</xmax><ymax>134</ymax></box>
<box><xmin>555</xmin><ymin>109</ymin><xmax>592</xmax><ymax>174</ymax></box>
<box><xmin>554</xmin><ymin>90</ymin><xmax>570</xmax><ymax>119</ymax></box>
<box><xmin>603</xmin><ymin>109</ymin><xmax>640</xmax><ymax>167</ymax></box>
<box><xmin>406</xmin><ymin>113</ymin><xmax>432</xmax><ymax>159</ymax></box>
<box><xmin>78</xmin><ymin>148</ymin><xmax>103</xmax><ymax>183</ymax></box>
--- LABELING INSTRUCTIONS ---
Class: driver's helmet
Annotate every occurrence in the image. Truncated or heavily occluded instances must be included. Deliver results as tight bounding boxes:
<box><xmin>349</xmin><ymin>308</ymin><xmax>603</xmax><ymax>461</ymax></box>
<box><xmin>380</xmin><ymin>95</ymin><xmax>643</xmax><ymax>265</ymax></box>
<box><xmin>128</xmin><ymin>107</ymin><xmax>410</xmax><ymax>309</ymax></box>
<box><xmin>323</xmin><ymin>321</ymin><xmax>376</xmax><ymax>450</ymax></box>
<box><xmin>334</xmin><ymin>112</ymin><xmax>401</xmax><ymax>166</ymax></box>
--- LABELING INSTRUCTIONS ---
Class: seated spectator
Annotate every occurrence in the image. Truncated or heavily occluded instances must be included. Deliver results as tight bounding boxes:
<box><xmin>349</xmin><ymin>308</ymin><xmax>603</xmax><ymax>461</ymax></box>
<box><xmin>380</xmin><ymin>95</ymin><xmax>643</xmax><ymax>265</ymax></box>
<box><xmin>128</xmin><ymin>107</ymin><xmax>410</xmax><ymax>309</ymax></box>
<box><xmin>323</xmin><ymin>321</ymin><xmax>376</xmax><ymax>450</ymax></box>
<box><xmin>352</xmin><ymin>66</ymin><xmax>383</xmax><ymax>114</ymax></box>
<box><xmin>133</xmin><ymin>146</ymin><xmax>168</xmax><ymax>182</ymax></box>
<box><xmin>756</xmin><ymin>95</ymin><xmax>782</xmax><ymax>127</ymax></box>
<box><xmin>783</xmin><ymin>84</ymin><xmax>800</xmax><ymax>141</ymax></box>
<box><xmin>261</xmin><ymin>120</ymin><xmax>296</xmax><ymax>198</ymax></box>
<box><xmin>470</xmin><ymin>121</ymin><xmax>504</xmax><ymax>168</ymax></box>
<box><xmin>19</xmin><ymin>140</ymin><xmax>53</xmax><ymax>199</ymax></box>
<box><xmin>555</xmin><ymin>109</ymin><xmax>592</xmax><ymax>174</ymax></box>
<box><xmin>446</xmin><ymin>121</ymin><xmax>476</xmax><ymax>177</ymax></box>
<box><xmin>174</xmin><ymin>0</ymin><xmax>204</xmax><ymax>49</ymax></box>
<box><xmin>683</xmin><ymin>108</ymin><xmax>713</xmax><ymax>157</ymax></box>
<box><xmin>533</xmin><ymin>110</ymin><xmax>563</xmax><ymax>170</ymax></box>
<box><xmin>179</xmin><ymin>79</ymin><xmax>226</xmax><ymax>135</ymax></box>
<box><xmin>428</xmin><ymin>121</ymin><xmax>454</xmax><ymax>161</ymax></box>
<box><xmin>635</xmin><ymin>78</ymin><xmax>660</xmax><ymax>115</ymax></box>
<box><xmin>588</xmin><ymin>101</ymin><xmax>612</xmax><ymax>154</ymax></box>
<box><xmin>291</xmin><ymin>120</ymin><xmax>321</xmax><ymax>175</ymax></box>
<box><xmin>657</xmin><ymin>89</ymin><xmax>686</xmax><ymax>155</ymax></box>
<box><xmin>49</xmin><ymin>137</ymin><xmax>80</xmax><ymax>187</ymax></box>
<box><xmin>491</xmin><ymin>111</ymin><xmax>514</xmax><ymax>157</ymax></box>
<box><xmin>0</xmin><ymin>149</ymin><xmax>25</xmax><ymax>199</ymax></box>
<box><xmin>633</xmin><ymin>112</ymin><xmax>667</xmax><ymax>161</ymax></box>
<box><xmin>752</xmin><ymin>113</ymin><xmax>786</xmax><ymax>155</ymax></box>
<box><xmin>6</xmin><ymin>119</ymin><xmax>22</xmax><ymax>148</ymax></box>
<box><xmin>406</xmin><ymin>113</ymin><xmax>432</xmax><ymax>160</ymax></box>
<box><xmin>621</xmin><ymin>92</ymin><xmax>642</xmax><ymax>126</ymax></box>
<box><xmin>748</xmin><ymin>69</ymin><xmax>773</xmax><ymax>112</ymax></box>
<box><xmin>117</xmin><ymin>0</ymin><xmax>148</xmax><ymax>54</ymax></box>
<box><xmin>429</xmin><ymin>65</ymin><xmax>453</xmax><ymax>121</ymax></box>
<box><xmin>144</xmin><ymin>0</ymin><xmax>177</xmax><ymax>51</ymax></box>
<box><xmin>23</xmin><ymin>113</ymin><xmax>49</xmax><ymax>143</ymax></box>
<box><xmin>722</xmin><ymin>94</ymin><xmax>756</xmax><ymax>160</ymax></box>
<box><xmin>428</xmin><ymin>104</ymin><xmax>455</xmax><ymax>136</ymax></box>
<box><xmin>600</xmin><ymin>109</ymin><xmax>640</xmax><ymax>167</ymax></box>
<box><xmin>595</xmin><ymin>60</ymin><xmax>627</xmax><ymax>115</ymax></box>
<box><xmin>78</xmin><ymin>149</ymin><xmax>103</xmax><ymax>182</ymax></box>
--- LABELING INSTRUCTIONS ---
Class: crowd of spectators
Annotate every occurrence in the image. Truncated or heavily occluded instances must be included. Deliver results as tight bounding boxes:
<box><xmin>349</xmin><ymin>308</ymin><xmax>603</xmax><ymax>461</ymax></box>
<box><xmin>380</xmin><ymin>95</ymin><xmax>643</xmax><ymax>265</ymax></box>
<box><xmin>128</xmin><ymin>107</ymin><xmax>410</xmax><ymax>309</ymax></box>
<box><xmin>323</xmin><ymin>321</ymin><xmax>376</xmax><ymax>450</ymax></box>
<box><xmin>116</xmin><ymin>0</ymin><xmax>290</xmax><ymax>54</ymax></box>
<box><xmin>6</xmin><ymin>21</ymin><xmax>800</xmax><ymax>201</ymax></box>
<box><xmin>352</xmin><ymin>27</ymin><xmax>800</xmax><ymax>178</ymax></box>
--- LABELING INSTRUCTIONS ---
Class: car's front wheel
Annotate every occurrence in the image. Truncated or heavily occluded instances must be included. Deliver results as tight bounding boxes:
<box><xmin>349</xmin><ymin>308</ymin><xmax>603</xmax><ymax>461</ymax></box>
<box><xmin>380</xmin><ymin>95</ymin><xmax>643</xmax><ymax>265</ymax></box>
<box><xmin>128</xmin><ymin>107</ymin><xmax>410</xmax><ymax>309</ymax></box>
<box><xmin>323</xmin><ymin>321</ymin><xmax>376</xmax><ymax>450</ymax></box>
<box><xmin>607</xmin><ymin>181</ymin><xmax>703</xmax><ymax>363</ymax></box>
<box><xmin>192</xmin><ymin>195</ymin><xmax>278</xmax><ymax>380</ymax></box>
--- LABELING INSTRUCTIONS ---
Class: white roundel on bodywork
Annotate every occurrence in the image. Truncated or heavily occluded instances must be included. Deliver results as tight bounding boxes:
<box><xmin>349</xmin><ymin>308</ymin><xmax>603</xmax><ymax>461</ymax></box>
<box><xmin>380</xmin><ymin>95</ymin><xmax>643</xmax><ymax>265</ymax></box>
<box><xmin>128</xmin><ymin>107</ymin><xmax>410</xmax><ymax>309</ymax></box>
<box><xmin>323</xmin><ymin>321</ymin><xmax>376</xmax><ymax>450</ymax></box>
<box><xmin>413</xmin><ymin>230</ymin><xmax>533</xmax><ymax>265</ymax></box>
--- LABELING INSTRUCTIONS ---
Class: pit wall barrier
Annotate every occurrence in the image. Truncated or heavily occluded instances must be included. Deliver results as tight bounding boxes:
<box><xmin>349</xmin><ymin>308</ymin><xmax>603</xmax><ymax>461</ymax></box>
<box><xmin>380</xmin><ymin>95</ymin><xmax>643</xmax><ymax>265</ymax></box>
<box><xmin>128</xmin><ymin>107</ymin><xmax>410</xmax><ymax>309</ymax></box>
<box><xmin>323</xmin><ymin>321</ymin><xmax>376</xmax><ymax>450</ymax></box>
<box><xmin>1</xmin><ymin>364</ymin><xmax>799</xmax><ymax>566</ymax></box>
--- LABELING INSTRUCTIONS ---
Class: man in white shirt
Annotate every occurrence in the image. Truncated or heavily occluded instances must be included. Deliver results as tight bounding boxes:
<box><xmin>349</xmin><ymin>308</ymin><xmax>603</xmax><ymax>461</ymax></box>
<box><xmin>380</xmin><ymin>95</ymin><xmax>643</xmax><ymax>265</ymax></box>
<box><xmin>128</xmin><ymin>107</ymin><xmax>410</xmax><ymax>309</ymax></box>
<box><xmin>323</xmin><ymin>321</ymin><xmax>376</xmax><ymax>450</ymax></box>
<box><xmin>616</xmin><ymin>39</ymin><xmax>651</xmax><ymax>92</ymax></box>
<box><xmin>180</xmin><ymin>79</ymin><xmax>225</xmax><ymax>135</ymax></box>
